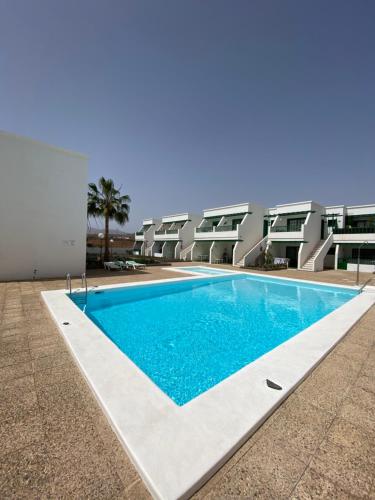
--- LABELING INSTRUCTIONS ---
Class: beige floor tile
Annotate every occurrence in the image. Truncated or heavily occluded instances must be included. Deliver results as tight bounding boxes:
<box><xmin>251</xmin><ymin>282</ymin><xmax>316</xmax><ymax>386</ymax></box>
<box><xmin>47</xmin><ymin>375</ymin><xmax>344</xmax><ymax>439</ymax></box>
<box><xmin>260</xmin><ymin>394</ymin><xmax>334</xmax><ymax>464</ymax></box>
<box><xmin>290</xmin><ymin>466</ymin><xmax>354</xmax><ymax>500</ymax></box>
<box><xmin>0</xmin><ymin>360</ymin><xmax>33</xmax><ymax>383</ymax></box>
<box><xmin>0</xmin><ymin>413</ymin><xmax>45</xmax><ymax>458</ymax></box>
<box><xmin>310</xmin><ymin>439</ymin><xmax>374</xmax><ymax>497</ymax></box>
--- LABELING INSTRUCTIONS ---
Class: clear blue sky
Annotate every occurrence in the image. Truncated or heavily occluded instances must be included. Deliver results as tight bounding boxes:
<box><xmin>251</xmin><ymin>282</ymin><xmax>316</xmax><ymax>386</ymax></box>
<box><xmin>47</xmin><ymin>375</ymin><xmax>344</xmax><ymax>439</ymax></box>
<box><xmin>1</xmin><ymin>0</ymin><xmax>374</xmax><ymax>231</ymax></box>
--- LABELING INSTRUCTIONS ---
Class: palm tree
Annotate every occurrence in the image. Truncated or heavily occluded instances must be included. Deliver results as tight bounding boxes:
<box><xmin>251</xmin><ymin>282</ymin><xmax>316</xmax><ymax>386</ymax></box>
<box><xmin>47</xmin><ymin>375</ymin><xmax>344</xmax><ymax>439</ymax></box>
<box><xmin>87</xmin><ymin>177</ymin><xmax>131</xmax><ymax>262</ymax></box>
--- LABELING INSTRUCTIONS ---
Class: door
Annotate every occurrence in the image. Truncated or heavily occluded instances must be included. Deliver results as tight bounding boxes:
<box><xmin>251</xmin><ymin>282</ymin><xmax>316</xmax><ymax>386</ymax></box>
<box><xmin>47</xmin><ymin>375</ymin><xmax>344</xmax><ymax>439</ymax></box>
<box><xmin>263</xmin><ymin>220</ymin><xmax>269</xmax><ymax>237</ymax></box>
<box><xmin>285</xmin><ymin>246</ymin><xmax>298</xmax><ymax>268</ymax></box>
<box><xmin>321</xmin><ymin>220</ymin><xmax>325</xmax><ymax>239</ymax></box>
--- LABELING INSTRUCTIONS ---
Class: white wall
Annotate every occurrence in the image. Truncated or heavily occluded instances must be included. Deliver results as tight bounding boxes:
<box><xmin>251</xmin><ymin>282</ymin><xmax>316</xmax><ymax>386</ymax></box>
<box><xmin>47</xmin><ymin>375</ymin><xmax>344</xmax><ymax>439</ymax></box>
<box><xmin>297</xmin><ymin>203</ymin><xmax>324</xmax><ymax>268</ymax></box>
<box><xmin>233</xmin><ymin>204</ymin><xmax>264</xmax><ymax>264</ymax></box>
<box><xmin>0</xmin><ymin>132</ymin><xmax>88</xmax><ymax>281</ymax></box>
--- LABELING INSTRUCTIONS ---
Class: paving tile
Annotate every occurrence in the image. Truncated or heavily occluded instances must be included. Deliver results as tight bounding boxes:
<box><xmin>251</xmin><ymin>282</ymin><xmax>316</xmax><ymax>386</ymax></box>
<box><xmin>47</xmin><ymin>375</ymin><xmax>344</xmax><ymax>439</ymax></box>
<box><xmin>0</xmin><ymin>444</ymin><xmax>53</xmax><ymax>499</ymax></box>
<box><xmin>0</xmin><ymin>338</ymin><xmax>29</xmax><ymax>355</ymax></box>
<box><xmin>365</xmin><ymin>347</ymin><xmax>375</xmax><ymax>367</ymax></box>
<box><xmin>125</xmin><ymin>479</ymin><xmax>152</xmax><ymax>499</ymax></box>
<box><xmin>0</xmin><ymin>413</ymin><xmax>45</xmax><ymax>458</ymax></box>
<box><xmin>309</xmin><ymin>439</ymin><xmax>374</xmax><ymax>497</ymax></box>
<box><xmin>0</xmin><ymin>374</ymin><xmax>35</xmax><ymax>396</ymax></box>
<box><xmin>0</xmin><ymin>388</ymin><xmax>38</xmax><ymax>423</ymax></box>
<box><xmin>30</xmin><ymin>343</ymin><xmax>66</xmax><ymax>360</ymax></box>
<box><xmin>344</xmin><ymin>324</ymin><xmax>375</xmax><ymax>348</ymax></box>
<box><xmin>260</xmin><ymin>394</ymin><xmax>334</xmax><ymax>464</ymax></box>
<box><xmin>0</xmin><ymin>360</ymin><xmax>33</xmax><ymax>383</ymax></box>
<box><xmin>205</xmin><ymin>438</ymin><xmax>305</xmax><ymax>498</ymax></box>
<box><xmin>0</xmin><ymin>350</ymin><xmax>31</xmax><ymax>368</ymax></box>
<box><xmin>295</xmin><ymin>352</ymin><xmax>361</xmax><ymax>413</ymax></box>
<box><xmin>339</xmin><ymin>389</ymin><xmax>375</xmax><ymax>430</ymax></box>
<box><xmin>49</xmin><ymin>453</ymin><xmax>126</xmax><ymax>499</ymax></box>
<box><xmin>32</xmin><ymin>352</ymin><xmax>73</xmax><ymax>372</ymax></box>
<box><xmin>324</xmin><ymin>417</ymin><xmax>375</xmax><ymax>452</ymax></box>
<box><xmin>33</xmin><ymin>362</ymin><xmax>77</xmax><ymax>387</ymax></box>
<box><xmin>28</xmin><ymin>336</ymin><xmax>63</xmax><ymax>350</ymax></box>
<box><xmin>290</xmin><ymin>466</ymin><xmax>354</xmax><ymax>500</ymax></box>
<box><xmin>36</xmin><ymin>379</ymin><xmax>83</xmax><ymax>411</ymax></box>
<box><xmin>332</xmin><ymin>338</ymin><xmax>370</xmax><ymax>363</ymax></box>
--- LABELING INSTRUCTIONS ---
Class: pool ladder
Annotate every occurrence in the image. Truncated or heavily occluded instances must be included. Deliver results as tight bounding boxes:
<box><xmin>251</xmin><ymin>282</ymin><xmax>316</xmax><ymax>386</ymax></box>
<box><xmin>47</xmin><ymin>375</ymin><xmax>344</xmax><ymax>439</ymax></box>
<box><xmin>359</xmin><ymin>277</ymin><xmax>374</xmax><ymax>293</ymax></box>
<box><xmin>66</xmin><ymin>273</ymin><xmax>88</xmax><ymax>309</ymax></box>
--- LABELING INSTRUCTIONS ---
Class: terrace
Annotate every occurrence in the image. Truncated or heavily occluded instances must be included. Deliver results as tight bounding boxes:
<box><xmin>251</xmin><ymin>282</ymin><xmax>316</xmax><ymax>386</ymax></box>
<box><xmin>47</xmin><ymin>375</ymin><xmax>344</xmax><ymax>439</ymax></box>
<box><xmin>1</xmin><ymin>266</ymin><xmax>375</xmax><ymax>499</ymax></box>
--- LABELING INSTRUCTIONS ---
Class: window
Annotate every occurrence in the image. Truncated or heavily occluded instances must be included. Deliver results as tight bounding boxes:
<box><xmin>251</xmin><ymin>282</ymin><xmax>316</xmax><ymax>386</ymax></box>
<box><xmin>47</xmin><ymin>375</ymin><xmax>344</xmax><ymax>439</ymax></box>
<box><xmin>287</xmin><ymin>218</ymin><xmax>304</xmax><ymax>232</ymax></box>
<box><xmin>327</xmin><ymin>219</ymin><xmax>338</xmax><ymax>228</ymax></box>
<box><xmin>231</xmin><ymin>218</ymin><xmax>243</xmax><ymax>230</ymax></box>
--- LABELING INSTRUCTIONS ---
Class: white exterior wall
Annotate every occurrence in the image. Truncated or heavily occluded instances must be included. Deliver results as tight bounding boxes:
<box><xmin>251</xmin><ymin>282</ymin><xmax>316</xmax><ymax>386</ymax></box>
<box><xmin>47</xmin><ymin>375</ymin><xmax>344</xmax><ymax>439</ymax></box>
<box><xmin>297</xmin><ymin>204</ymin><xmax>324</xmax><ymax>268</ymax></box>
<box><xmin>0</xmin><ymin>132</ymin><xmax>88</xmax><ymax>281</ymax></box>
<box><xmin>233</xmin><ymin>204</ymin><xmax>264</xmax><ymax>264</ymax></box>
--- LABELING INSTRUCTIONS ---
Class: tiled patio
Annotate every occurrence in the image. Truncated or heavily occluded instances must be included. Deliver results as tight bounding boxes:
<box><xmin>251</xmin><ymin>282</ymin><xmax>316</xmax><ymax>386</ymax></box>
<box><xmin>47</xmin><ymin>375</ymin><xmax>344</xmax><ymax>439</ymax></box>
<box><xmin>0</xmin><ymin>265</ymin><xmax>374</xmax><ymax>499</ymax></box>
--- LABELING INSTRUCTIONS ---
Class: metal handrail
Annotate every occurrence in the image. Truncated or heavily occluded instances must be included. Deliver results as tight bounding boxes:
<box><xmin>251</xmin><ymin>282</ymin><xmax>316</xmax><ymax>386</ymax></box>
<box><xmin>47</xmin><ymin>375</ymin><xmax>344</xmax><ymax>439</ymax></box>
<box><xmin>66</xmin><ymin>273</ymin><xmax>72</xmax><ymax>295</ymax></box>
<box><xmin>81</xmin><ymin>273</ymin><xmax>87</xmax><ymax>293</ymax></box>
<box><xmin>334</xmin><ymin>227</ymin><xmax>375</xmax><ymax>234</ymax></box>
<box><xmin>359</xmin><ymin>278</ymin><xmax>373</xmax><ymax>293</ymax></box>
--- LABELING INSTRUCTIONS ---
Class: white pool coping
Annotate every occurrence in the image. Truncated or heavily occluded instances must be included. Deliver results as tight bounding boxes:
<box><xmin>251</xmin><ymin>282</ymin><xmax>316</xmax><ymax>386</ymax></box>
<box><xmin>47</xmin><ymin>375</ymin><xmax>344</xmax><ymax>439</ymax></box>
<box><xmin>41</xmin><ymin>272</ymin><xmax>375</xmax><ymax>500</ymax></box>
<box><xmin>164</xmin><ymin>265</ymin><xmax>241</xmax><ymax>276</ymax></box>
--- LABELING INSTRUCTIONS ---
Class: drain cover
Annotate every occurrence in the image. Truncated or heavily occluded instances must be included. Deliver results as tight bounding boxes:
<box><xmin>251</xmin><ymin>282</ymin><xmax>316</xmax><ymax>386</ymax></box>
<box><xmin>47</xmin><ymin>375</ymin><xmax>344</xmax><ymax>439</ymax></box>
<box><xmin>266</xmin><ymin>379</ymin><xmax>282</xmax><ymax>390</ymax></box>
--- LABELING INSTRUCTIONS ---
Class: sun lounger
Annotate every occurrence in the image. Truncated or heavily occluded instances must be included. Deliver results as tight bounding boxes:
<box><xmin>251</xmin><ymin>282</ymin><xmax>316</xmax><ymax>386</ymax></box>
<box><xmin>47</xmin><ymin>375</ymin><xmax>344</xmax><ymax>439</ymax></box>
<box><xmin>104</xmin><ymin>261</ymin><xmax>125</xmax><ymax>271</ymax></box>
<box><xmin>125</xmin><ymin>260</ymin><xmax>146</xmax><ymax>270</ymax></box>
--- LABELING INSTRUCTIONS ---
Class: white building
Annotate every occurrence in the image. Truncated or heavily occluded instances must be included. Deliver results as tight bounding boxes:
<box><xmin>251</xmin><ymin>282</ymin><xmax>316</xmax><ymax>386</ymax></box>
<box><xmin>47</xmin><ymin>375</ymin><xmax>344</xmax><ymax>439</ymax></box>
<box><xmin>186</xmin><ymin>202</ymin><xmax>264</xmax><ymax>265</ymax></box>
<box><xmin>151</xmin><ymin>213</ymin><xmax>201</xmax><ymax>260</ymax></box>
<box><xmin>134</xmin><ymin>218</ymin><xmax>161</xmax><ymax>256</ymax></box>
<box><xmin>325</xmin><ymin>204</ymin><xmax>375</xmax><ymax>273</ymax></box>
<box><xmin>135</xmin><ymin>201</ymin><xmax>375</xmax><ymax>272</ymax></box>
<box><xmin>0</xmin><ymin>131</ymin><xmax>88</xmax><ymax>281</ymax></box>
<box><xmin>261</xmin><ymin>201</ymin><xmax>375</xmax><ymax>272</ymax></box>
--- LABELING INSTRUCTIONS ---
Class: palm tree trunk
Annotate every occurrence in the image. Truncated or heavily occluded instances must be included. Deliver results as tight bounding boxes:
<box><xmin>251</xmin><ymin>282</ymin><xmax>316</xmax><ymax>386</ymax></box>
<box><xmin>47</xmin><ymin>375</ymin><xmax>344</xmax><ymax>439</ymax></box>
<box><xmin>104</xmin><ymin>215</ymin><xmax>110</xmax><ymax>262</ymax></box>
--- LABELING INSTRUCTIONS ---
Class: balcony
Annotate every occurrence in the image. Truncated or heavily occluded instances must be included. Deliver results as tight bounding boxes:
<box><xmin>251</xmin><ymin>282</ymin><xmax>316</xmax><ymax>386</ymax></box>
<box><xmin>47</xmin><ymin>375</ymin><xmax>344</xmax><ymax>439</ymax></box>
<box><xmin>333</xmin><ymin>227</ymin><xmax>375</xmax><ymax>243</ymax></box>
<box><xmin>154</xmin><ymin>228</ymin><xmax>180</xmax><ymax>241</ymax></box>
<box><xmin>135</xmin><ymin>230</ymin><xmax>145</xmax><ymax>241</ymax></box>
<box><xmin>195</xmin><ymin>225</ymin><xmax>240</xmax><ymax>240</ymax></box>
<box><xmin>269</xmin><ymin>224</ymin><xmax>304</xmax><ymax>241</ymax></box>
<box><xmin>333</xmin><ymin>227</ymin><xmax>375</xmax><ymax>234</ymax></box>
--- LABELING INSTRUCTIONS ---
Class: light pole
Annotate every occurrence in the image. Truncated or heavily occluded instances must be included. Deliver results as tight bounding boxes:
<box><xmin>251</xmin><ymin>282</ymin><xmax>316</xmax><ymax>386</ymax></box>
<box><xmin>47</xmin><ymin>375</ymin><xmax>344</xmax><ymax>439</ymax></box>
<box><xmin>356</xmin><ymin>241</ymin><xmax>368</xmax><ymax>286</ymax></box>
<box><xmin>98</xmin><ymin>233</ymin><xmax>104</xmax><ymax>262</ymax></box>
<box><xmin>110</xmin><ymin>238</ymin><xmax>114</xmax><ymax>259</ymax></box>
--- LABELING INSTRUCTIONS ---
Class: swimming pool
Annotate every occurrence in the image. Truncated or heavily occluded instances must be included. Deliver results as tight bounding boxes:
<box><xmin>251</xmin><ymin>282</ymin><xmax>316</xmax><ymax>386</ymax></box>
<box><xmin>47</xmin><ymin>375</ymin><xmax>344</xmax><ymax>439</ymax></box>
<box><xmin>44</xmin><ymin>272</ymin><xmax>374</xmax><ymax>499</ymax></box>
<box><xmin>70</xmin><ymin>273</ymin><xmax>356</xmax><ymax>405</ymax></box>
<box><xmin>170</xmin><ymin>266</ymin><xmax>235</xmax><ymax>276</ymax></box>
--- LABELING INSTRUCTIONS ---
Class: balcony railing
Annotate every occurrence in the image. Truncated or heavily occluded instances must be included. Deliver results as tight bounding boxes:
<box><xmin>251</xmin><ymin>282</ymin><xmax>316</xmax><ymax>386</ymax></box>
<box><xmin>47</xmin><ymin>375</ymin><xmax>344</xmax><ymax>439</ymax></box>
<box><xmin>215</xmin><ymin>225</ymin><xmax>237</xmax><ymax>232</ymax></box>
<box><xmin>196</xmin><ymin>226</ymin><xmax>213</xmax><ymax>233</ymax></box>
<box><xmin>333</xmin><ymin>227</ymin><xmax>375</xmax><ymax>234</ymax></box>
<box><xmin>270</xmin><ymin>224</ymin><xmax>305</xmax><ymax>232</ymax></box>
<box><xmin>135</xmin><ymin>231</ymin><xmax>144</xmax><ymax>236</ymax></box>
<box><xmin>155</xmin><ymin>229</ymin><xmax>178</xmax><ymax>235</ymax></box>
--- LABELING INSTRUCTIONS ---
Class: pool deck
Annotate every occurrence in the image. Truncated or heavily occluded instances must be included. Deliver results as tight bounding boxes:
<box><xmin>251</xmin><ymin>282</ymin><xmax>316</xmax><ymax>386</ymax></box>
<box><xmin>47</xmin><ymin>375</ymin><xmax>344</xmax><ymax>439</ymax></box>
<box><xmin>1</xmin><ymin>265</ymin><xmax>375</xmax><ymax>499</ymax></box>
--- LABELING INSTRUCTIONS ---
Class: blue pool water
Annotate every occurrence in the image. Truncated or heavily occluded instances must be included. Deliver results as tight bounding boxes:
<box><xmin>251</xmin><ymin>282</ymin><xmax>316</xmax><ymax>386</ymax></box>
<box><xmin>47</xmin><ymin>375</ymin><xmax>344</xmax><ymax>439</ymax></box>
<box><xmin>179</xmin><ymin>266</ymin><xmax>234</xmax><ymax>275</ymax></box>
<box><xmin>70</xmin><ymin>274</ymin><xmax>356</xmax><ymax>405</ymax></box>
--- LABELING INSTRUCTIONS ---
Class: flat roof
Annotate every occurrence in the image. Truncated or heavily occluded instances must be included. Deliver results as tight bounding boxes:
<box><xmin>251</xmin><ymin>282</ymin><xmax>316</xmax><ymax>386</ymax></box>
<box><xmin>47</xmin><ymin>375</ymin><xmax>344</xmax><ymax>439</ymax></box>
<box><xmin>0</xmin><ymin>130</ymin><xmax>88</xmax><ymax>160</ymax></box>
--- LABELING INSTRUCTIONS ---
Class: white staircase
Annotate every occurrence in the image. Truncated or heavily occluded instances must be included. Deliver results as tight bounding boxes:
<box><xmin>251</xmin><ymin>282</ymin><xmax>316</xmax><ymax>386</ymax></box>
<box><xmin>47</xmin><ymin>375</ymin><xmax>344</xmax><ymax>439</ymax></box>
<box><xmin>234</xmin><ymin>236</ymin><xmax>268</xmax><ymax>267</ymax></box>
<box><xmin>301</xmin><ymin>240</ymin><xmax>327</xmax><ymax>271</ymax></box>
<box><xmin>180</xmin><ymin>242</ymin><xmax>195</xmax><ymax>261</ymax></box>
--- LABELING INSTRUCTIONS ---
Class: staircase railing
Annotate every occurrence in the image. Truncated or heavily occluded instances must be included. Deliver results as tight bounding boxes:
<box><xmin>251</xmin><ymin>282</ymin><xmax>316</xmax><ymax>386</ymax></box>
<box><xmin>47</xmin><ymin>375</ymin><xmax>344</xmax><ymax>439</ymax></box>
<box><xmin>66</xmin><ymin>273</ymin><xmax>72</xmax><ymax>295</ymax></box>
<box><xmin>234</xmin><ymin>235</ymin><xmax>268</xmax><ymax>267</ymax></box>
<box><xmin>309</xmin><ymin>233</ymin><xmax>333</xmax><ymax>272</ymax></box>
